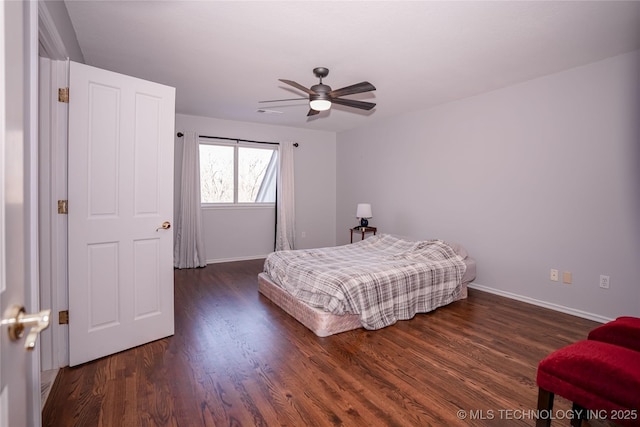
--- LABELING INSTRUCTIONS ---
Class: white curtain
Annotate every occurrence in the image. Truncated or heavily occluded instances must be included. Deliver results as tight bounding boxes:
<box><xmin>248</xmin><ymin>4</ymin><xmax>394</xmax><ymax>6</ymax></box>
<box><xmin>174</xmin><ymin>131</ymin><xmax>207</xmax><ymax>268</ymax></box>
<box><xmin>275</xmin><ymin>141</ymin><xmax>296</xmax><ymax>251</ymax></box>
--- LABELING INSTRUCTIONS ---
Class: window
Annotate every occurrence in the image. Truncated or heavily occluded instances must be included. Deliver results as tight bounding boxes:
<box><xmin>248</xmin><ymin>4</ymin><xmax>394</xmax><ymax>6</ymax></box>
<box><xmin>199</xmin><ymin>141</ymin><xmax>277</xmax><ymax>205</ymax></box>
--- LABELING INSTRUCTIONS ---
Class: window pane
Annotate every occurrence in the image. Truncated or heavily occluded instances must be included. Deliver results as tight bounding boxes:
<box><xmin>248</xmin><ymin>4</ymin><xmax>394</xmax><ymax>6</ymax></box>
<box><xmin>200</xmin><ymin>145</ymin><xmax>234</xmax><ymax>203</ymax></box>
<box><xmin>238</xmin><ymin>147</ymin><xmax>276</xmax><ymax>203</ymax></box>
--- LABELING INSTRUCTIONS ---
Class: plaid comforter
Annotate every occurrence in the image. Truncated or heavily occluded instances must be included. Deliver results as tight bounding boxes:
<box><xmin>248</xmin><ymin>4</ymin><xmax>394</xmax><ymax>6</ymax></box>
<box><xmin>263</xmin><ymin>234</ymin><xmax>467</xmax><ymax>330</ymax></box>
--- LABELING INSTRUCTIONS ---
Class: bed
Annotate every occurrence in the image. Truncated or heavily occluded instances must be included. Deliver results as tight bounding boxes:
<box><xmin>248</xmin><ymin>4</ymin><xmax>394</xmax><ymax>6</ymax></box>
<box><xmin>258</xmin><ymin>234</ymin><xmax>476</xmax><ymax>337</ymax></box>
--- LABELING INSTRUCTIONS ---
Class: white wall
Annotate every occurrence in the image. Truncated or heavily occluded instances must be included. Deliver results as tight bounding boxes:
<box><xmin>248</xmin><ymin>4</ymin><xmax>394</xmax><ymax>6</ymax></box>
<box><xmin>39</xmin><ymin>1</ymin><xmax>84</xmax><ymax>61</ymax></box>
<box><xmin>336</xmin><ymin>50</ymin><xmax>640</xmax><ymax>321</ymax></box>
<box><xmin>175</xmin><ymin>114</ymin><xmax>337</xmax><ymax>263</ymax></box>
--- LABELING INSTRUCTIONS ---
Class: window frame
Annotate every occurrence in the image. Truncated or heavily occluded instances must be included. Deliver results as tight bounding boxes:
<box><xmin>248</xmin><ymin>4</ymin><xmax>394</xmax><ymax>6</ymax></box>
<box><xmin>199</xmin><ymin>138</ymin><xmax>277</xmax><ymax>208</ymax></box>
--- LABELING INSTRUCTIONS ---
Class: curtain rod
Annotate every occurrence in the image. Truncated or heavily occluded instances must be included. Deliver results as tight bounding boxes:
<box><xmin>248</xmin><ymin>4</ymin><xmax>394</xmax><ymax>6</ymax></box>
<box><xmin>176</xmin><ymin>132</ymin><xmax>298</xmax><ymax>147</ymax></box>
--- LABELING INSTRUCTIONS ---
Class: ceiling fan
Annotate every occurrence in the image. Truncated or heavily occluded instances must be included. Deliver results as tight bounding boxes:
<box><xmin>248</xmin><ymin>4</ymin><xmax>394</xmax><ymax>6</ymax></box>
<box><xmin>260</xmin><ymin>67</ymin><xmax>376</xmax><ymax>117</ymax></box>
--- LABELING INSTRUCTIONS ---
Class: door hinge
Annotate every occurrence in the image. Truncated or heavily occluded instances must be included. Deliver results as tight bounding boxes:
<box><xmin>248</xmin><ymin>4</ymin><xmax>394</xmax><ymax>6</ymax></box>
<box><xmin>59</xmin><ymin>310</ymin><xmax>69</xmax><ymax>325</ymax></box>
<box><xmin>57</xmin><ymin>200</ymin><xmax>68</xmax><ymax>214</ymax></box>
<box><xmin>58</xmin><ymin>87</ymin><xmax>69</xmax><ymax>103</ymax></box>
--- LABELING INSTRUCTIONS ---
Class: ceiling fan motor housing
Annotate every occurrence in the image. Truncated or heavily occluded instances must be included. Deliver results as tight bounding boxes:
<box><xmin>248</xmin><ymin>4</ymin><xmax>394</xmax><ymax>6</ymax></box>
<box><xmin>310</xmin><ymin>83</ymin><xmax>331</xmax><ymax>96</ymax></box>
<box><xmin>309</xmin><ymin>83</ymin><xmax>332</xmax><ymax>111</ymax></box>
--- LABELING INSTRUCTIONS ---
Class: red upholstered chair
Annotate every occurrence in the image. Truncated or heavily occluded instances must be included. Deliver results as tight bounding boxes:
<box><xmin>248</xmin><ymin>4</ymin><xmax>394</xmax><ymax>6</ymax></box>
<box><xmin>588</xmin><ymin>316</ymin><xmax>640</xmax><ymax>352</ymax></box>
<box><xmin>536</xmin><ymin>340</ymin><xmax>640</xmax><ymax>427</ymax></box>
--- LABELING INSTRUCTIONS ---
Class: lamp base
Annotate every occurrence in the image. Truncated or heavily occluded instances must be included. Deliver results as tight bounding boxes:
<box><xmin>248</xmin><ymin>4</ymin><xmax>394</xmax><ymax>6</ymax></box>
<box><xmin>360</xmin><ymin>218</ymin><xmax>369</xmax><ymax>227</ymax></box>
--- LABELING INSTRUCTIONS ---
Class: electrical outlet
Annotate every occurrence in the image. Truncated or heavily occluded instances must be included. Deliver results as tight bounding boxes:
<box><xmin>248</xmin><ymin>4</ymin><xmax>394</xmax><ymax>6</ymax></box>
<box><xmin>301</xmin><ymin>231</ymin><xmax>307</xmax><ymax>238</ymax></box>
<box><xmin>599</xmin><ymin>275</ymin><xmax>610</xmax><ymax>289</ymax></box>
<box><xmin>550</xmin><ymin>269</ymin><xmax>559</xmax><ymax>282</ymax></box>
<box><xmin>562</xmin><ymin>271</ymin><xmax>572</xmax><ymax>284</ymax></box>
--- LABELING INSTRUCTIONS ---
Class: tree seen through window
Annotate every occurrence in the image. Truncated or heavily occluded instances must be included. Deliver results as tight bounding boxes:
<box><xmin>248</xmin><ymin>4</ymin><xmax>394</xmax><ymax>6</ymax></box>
<box><xmin>199</xmin><ymin>142</ymin><xmax>277</xmax><ymax>204</ymax></box>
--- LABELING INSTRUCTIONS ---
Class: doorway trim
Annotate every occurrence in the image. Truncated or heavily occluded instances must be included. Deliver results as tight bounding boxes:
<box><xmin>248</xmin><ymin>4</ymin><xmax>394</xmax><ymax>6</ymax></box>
<box><xmin>37</xmin><ymin>0</ymin><xmax>75</xmax><ymax>371</ymax></box>
<box><xmin>38</xmin><ymin>58</ymin><xmax>69</xmax><ymax>371</ymax></box>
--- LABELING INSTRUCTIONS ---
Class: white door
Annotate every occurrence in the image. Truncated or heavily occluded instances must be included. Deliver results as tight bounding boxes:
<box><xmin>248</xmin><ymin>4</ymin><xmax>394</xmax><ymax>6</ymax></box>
<box><xmin>68</xmin><ymin>62</ymin><xmax>175</xmax><ymax>366</ymax></box>
<box><xmin>1</xmin><ymin>1</ymin><xmax>41</xmax><ymax>425</ymax></box>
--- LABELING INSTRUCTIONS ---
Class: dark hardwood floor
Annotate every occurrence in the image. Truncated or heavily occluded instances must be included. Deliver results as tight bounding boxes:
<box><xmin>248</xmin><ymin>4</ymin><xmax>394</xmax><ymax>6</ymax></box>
<box><xmin>43</xmin><ymin>259</ymin><xmax>603</xmax><ymax>426</ymax></box>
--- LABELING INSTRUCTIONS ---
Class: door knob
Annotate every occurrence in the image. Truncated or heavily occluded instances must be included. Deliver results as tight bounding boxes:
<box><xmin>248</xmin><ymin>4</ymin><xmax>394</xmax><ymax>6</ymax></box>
<box><xmin>156</xmin><ymin>221</ymin><xmax>171</xmax><ymax>231</ymax></box>
<box><xmin>1</xmin><ymin>305</ymin><xmax>51</xmax><ymax>351</ymax></box>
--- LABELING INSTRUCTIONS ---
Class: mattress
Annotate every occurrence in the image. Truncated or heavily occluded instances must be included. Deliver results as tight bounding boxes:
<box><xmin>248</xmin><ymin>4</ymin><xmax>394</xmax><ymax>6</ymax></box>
<box><xmin>259</xmin><ymin>247</ymin><xmax>477</xmax><ymax>337</ymax></box>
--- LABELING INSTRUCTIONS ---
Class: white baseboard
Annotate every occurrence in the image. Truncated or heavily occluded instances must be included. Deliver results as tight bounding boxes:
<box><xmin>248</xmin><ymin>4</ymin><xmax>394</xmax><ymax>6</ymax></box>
<box><xmin>467</xmin><ymin>283</ymin><xmax>612</xmax><ymax>324</ymax></box>
<box><xmin>206</xmin><ymin>254</ymin><xmax>269</xmax><ymax>264</ymax></box>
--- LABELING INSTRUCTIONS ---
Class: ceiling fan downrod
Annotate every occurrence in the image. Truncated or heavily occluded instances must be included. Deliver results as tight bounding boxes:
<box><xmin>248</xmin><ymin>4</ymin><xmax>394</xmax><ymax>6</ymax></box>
<box><xmin>313</xmin><ymin>67</ymin><xmax>329</xmax><ymax>84</ymax></box>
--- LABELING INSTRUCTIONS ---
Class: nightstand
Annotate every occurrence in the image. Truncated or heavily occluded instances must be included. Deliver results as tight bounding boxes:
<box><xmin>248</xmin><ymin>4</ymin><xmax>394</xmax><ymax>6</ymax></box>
<box><xmin>350</xmin><ymin>226</ymin><xmax>377</xmax><ymax>243</ymax></box>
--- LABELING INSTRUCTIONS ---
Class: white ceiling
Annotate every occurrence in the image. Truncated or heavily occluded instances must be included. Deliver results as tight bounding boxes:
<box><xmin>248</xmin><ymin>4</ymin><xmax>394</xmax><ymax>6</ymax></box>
<box><xmin>64</xmin><ymin>1</ymin><xmax>640</xmax><ymax>133</ymax></box>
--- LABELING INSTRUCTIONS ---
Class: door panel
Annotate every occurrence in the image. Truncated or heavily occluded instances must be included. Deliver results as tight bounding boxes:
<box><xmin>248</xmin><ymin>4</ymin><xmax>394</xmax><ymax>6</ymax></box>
<box><xmin>133</xmin><ymin>239</ymin><xmax>161</xmax><ymax>318</ymax></box>
<box><xmin>68</xmin><ymin>61</ymin><xmax>175</xmax><ymax>367</ymax></box>
<box><xmin>87</xmin><ymin>83</ymin><xmax>119</xmax><ymax>217</ymax></box>
<box><xmin>134</xmin><ymin>93</ymin><xmax>162</xmax><ymax>215</ymax></box>
<box><xmin>87</xmin><ymin>243</ymin><xmax>118</xmax><ymax>330</ymax></box>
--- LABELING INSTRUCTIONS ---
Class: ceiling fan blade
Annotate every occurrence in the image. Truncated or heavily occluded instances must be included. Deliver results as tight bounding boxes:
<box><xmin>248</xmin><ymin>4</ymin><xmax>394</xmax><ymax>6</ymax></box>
<box><xmin>329</xmin><ymin>81</ymin><xmax>376</xmax><ymax>98</ymax></box>
<box><xmin>258</xmin><ymin>98</ymin><xmax>308</xmax><ymax>103</ymax></box>
<box><xmin>307</xmin><ymin>109</ymin><xmax>320</xmax><ymax>117</ymax></box>
<box><xmin>331</xmin><ymin>98</ymin><xmax>376</xmax><ymax>111</ymax></box>
<box><xmin>279</xmin><ymin>79</ymin><xmax>316</xmax><ymax>95</ymax></box>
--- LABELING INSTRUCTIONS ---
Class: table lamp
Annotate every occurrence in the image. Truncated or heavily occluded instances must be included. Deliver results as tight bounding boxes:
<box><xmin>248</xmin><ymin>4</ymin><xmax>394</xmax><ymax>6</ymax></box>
<box><xmin>356</xmin><ymin>203</ymin><xmax>372</xmax><ymax>227</ymax></box>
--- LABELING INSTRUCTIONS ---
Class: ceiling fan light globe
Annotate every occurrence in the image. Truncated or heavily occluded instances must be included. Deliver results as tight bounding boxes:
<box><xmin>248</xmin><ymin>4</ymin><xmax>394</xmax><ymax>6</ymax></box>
<box><xmin>309</xmin><ymin>99</ymin><xmax>332</xmax><ymax>111</ymax></box>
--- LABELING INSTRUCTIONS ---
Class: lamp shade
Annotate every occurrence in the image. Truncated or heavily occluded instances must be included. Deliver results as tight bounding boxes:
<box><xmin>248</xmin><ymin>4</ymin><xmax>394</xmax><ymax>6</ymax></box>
<box><xmin>356</xmin><ymin>203</ymin><xmax>372</xmax><ymax>219</ymax></box>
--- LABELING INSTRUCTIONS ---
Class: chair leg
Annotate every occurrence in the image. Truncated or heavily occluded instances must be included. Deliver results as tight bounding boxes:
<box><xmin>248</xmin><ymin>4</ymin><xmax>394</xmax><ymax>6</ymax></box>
<box><xmin>570</xmin><ymin>402</ymin><xmax>585</xmax><ymax>427</ymax></box>
<box><xmin>536</xmin><ymin>388</ymin><xmax>554</xmax><ymax>427</ymax></box>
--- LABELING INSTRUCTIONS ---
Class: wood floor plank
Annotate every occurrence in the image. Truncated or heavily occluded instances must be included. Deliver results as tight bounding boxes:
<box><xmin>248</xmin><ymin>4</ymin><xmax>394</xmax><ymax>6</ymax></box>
<box><xmin>43</xmin><ymin>259</ymin><xmax>605</xmax><ymax>426</ymax></box>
